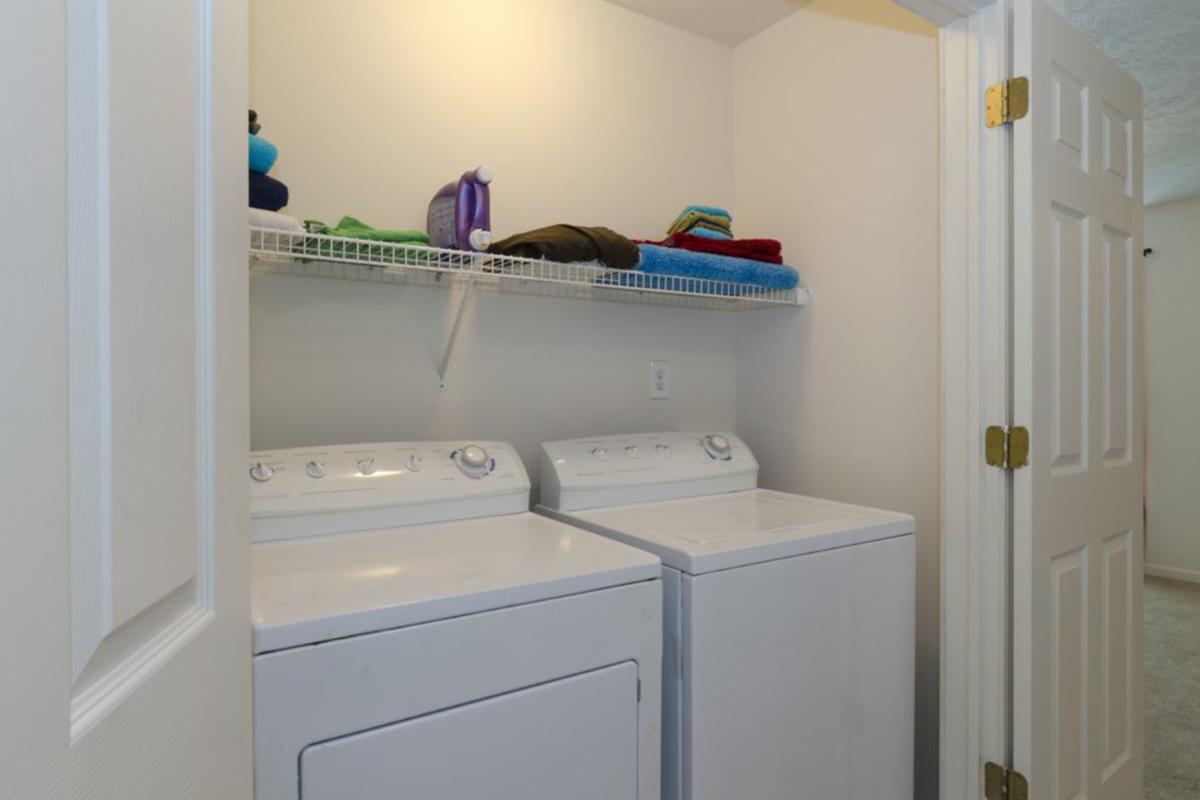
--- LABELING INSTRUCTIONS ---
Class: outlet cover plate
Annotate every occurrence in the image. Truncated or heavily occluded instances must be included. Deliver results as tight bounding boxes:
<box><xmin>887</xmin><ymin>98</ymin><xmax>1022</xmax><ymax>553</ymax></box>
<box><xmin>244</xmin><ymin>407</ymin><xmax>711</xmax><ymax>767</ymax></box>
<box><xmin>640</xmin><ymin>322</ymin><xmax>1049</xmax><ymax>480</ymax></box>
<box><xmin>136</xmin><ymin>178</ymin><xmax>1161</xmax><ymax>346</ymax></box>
<box><xmin>650</xmin><ymin>360</ymin><xmax>670</xmax><ymax>399</ymax></box>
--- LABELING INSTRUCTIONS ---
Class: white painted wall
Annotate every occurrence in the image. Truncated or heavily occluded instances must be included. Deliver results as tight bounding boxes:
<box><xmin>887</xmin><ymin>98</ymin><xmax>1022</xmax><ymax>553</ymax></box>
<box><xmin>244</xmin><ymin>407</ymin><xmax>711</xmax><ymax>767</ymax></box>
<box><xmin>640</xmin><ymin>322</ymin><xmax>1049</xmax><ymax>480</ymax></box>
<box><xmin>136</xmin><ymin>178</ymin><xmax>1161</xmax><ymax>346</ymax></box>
<box><xmin>249</xmin><ymin>0</ymin><xmax>738</xmax><ymax>481</ymax></box>
<box><xmin>730</xmin><ymin>3</ymin><xmax>941</xmax><ymax>797</ymax></box>
<box><xmin>1144</xmin><ymin>197</ymin><xmax>1200</xmax><ymax>584</ymax></box>
<box><xmin>250</xmin><ymin>274</ymin><xmax>737</xmax><ymax>483</ymax></box>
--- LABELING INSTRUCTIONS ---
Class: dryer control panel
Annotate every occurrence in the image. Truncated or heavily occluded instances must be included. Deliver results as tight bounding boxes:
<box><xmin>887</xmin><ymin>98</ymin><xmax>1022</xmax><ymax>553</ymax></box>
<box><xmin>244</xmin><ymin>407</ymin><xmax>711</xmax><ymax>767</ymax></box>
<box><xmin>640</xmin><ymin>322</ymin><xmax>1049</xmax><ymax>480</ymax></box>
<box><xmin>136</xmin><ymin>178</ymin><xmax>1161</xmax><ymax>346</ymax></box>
<box><xmin>249</xmin><ymin>441</ymin><xmax>530</xmax><ymax>542</ymax></box>
<box><xmin>539</xmin><ymin>432</ymin><xmax>758</xmax><ymax>512</ymax></box>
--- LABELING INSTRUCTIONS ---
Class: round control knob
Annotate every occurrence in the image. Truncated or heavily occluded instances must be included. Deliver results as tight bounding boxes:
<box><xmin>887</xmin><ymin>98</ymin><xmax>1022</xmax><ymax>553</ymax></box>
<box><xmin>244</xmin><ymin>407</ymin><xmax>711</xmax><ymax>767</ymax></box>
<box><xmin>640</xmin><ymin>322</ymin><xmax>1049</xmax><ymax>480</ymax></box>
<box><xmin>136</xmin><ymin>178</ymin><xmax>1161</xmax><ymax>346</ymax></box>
<box><xmin>249</xmin><ymin>462</ymin><xmax>275</xmax><ymax>482</ymax></box>
<box><xmin>702</xmin><ymin>434</ymin><xmax>732</xmax><ymax>460</ymax></box>
<box><xmin>455</xmin><ymin>445</ymin><xmax>491</xmax><ymax>478</ymax></box>
<box><xmin>356</xmin><ymin>456</ymin><xmax>377</xmax><ymax>476</ymax></box>
<box><xmin>625</xmin><ymin>445</ymin><xmax>640</xmax><ymax>459</ymax></box>
<box><xmin>405</xmin><ymin>453</ymin><xmax>424</xmax><ymax>472</ymax></box>
<box><xmin>654</xmin><ymin>443</ymin><xmax>671</xmax><ymax>457</ymax></box>
<box><xmin>591</xmin><ymin>447</ymin><xmax>609</xmax><ymax>462</ymax></box>
<box><xmin>305</xmin><ymin>460</ymin><xmax>327</xmax><ymax>479</ymax></box>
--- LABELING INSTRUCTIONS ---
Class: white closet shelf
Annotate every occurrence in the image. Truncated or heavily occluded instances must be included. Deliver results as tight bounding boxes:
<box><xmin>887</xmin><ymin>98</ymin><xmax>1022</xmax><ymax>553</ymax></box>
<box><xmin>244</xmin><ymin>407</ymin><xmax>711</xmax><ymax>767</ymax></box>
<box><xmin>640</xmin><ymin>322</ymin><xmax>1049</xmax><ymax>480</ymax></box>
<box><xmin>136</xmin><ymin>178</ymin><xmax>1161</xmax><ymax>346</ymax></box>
<box><xmin>249</xmin><ymin>227</ymin><xmax>810</xmax><ymax>311</ymax></box>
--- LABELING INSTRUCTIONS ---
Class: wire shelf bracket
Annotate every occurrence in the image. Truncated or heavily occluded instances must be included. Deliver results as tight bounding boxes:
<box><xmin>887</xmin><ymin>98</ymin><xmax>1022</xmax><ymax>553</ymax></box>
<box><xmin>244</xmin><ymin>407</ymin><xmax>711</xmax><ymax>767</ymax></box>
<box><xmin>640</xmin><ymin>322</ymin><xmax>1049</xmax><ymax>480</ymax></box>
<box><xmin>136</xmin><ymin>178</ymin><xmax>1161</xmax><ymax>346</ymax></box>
<box><xmin>435</xmin><ymin>256</ymin><xmax>480</xmax><ymax>389</ymax></box>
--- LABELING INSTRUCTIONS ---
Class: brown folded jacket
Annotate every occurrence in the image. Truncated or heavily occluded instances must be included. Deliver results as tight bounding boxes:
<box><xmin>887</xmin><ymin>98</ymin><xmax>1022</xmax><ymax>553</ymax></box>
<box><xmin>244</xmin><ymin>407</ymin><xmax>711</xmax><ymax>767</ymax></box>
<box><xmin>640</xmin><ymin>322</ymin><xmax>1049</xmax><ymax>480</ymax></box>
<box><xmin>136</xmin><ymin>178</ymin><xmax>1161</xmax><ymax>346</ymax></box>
<box><xmin>489</xmin><ymin>224</ymin><xmax>640</xmax><ymax>270</ymax></box>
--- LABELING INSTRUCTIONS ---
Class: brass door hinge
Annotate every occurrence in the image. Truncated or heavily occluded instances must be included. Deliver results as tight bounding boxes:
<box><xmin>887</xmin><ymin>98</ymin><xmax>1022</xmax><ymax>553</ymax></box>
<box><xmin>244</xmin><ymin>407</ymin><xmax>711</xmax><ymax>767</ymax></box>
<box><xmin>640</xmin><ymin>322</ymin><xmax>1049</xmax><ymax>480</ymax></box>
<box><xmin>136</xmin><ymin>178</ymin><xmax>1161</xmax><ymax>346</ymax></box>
<box><xmin>984</xmin><ymin>762</ymin><xmax>1029</xmax><ymax>800</ymax></box>
<box><xmin>985</xmin><ymin>425</ymin><xmax>1030</xmax><ymax>469</ymax></box>
<box><xmin>986</xmin><ymin>76</ymin><xmax>1030</xmax><ymax>127</ymax></box>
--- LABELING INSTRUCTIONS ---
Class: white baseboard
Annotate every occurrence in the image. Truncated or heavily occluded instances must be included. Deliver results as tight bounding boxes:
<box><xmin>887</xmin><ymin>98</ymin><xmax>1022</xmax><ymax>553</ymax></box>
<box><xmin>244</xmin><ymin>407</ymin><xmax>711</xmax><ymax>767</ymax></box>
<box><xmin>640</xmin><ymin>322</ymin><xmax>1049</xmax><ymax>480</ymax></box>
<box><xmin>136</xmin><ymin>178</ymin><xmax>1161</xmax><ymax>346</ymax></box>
<box><xmin>1144</xmin><ymin>563</ymin><xmax>1200</xmax><ymax>585</ymax></box>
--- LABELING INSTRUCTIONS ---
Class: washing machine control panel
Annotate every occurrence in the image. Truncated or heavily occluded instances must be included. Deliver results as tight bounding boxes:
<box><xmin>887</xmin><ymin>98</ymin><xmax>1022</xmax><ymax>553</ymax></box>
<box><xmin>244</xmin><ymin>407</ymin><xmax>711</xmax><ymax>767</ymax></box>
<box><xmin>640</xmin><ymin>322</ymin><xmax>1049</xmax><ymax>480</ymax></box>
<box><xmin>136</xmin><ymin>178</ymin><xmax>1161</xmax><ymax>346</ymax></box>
<box><xmin>249</xmin><ymin>441</ymin><xmax>530</xmax><ymax>542</ymax></box>
<box><xmin>539</xmin><ymin>432</ymin><xmax>758</xmax><ymax>511</ymax></box>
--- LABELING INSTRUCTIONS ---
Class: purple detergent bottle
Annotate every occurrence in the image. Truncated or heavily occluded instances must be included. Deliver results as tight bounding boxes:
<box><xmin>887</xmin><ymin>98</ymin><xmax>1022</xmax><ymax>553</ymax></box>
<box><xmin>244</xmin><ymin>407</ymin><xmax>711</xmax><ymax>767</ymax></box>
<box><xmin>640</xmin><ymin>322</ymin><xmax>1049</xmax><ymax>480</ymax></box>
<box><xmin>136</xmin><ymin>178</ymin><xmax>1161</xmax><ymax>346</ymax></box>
<box><xmin>427</xmin><ymin>166</ymin><xmax>493</xmax><ymax>251</ymax></box>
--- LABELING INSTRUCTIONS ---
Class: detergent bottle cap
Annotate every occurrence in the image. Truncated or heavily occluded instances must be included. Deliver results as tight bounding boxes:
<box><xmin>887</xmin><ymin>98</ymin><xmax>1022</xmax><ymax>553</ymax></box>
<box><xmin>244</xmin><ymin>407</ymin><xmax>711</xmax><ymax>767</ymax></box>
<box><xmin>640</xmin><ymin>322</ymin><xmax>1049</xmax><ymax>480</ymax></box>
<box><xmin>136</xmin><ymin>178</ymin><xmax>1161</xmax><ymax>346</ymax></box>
<box><xmin>473</xmin><ymin>166</ymin><xmax>494</xmax><ymax>185</ymax></box>
<box><xmin>468</xmin><ymin>228</ymin><xmax>493</xmax><ymax>251</ymax></box>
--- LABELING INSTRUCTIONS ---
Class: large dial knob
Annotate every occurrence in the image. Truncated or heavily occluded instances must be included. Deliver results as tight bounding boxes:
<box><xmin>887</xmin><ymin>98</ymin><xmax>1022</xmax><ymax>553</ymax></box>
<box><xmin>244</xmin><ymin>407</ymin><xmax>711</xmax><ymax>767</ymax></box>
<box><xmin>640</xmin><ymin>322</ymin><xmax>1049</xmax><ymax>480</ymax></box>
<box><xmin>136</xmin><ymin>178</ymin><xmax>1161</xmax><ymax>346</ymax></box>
<box><xmin>455</xmin><ymin>445</ymin><xmax>491</xmax><ymax>478</ymax></box>
<box><xmin>249</xmin><ymin>462</ymin><xmax>275</xmax><ymax>482</ymax></box>
<box><xmin>405</xmin><ymin>453</ymin><xmax>424</xmax><ymax>472</ymax></box>
<box><xmin>356</xmin><ymin>456</ymin><xmax>377</xmax><ymax>476</ymax></box>
<box><xmin>702</xmin><ymin>434</ymin><xmax>732</xmax><ymax>460</ymax></box>
<box><xmin>305</xmin><ymin>459</ymin><xmax>327</xmax><ymax>479</ymax></box>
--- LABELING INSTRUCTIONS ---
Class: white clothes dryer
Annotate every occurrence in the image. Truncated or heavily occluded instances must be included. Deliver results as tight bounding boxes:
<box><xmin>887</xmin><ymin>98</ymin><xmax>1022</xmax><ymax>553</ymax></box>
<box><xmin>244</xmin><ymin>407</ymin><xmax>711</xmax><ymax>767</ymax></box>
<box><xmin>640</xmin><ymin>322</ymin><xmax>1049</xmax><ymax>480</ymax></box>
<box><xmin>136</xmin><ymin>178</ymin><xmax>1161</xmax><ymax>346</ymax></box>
<box><xmin>537</xmin><ymin>432</ymin><xmax>915</xmax><ymax>800</ymax></box>
<box><xmin>250</xmin><ymin>441</ymin><xmax>662</xmax><ymax>800</ymax></box>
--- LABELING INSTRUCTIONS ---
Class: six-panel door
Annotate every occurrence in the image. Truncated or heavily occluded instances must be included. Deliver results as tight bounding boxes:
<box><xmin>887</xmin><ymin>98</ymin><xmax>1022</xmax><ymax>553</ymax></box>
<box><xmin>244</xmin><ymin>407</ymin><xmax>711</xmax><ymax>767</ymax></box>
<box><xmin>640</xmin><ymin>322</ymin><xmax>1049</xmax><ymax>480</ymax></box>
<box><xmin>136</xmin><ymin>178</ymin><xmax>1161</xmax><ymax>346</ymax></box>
<box><xmin>1013</xmin><ymin>1</ymin><xmax>1144</xmax><ymax>798</ymax></box>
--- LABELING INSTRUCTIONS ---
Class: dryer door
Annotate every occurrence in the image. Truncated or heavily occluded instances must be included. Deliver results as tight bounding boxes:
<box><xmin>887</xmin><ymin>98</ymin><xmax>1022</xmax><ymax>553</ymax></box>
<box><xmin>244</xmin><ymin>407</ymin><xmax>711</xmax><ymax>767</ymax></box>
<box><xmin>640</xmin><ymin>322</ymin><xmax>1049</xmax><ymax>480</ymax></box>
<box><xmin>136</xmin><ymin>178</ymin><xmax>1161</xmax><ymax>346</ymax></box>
<box><xmin>300</xmin><ymin>661</ymin><xmax>639</xmax><ymax>799</ymax></box>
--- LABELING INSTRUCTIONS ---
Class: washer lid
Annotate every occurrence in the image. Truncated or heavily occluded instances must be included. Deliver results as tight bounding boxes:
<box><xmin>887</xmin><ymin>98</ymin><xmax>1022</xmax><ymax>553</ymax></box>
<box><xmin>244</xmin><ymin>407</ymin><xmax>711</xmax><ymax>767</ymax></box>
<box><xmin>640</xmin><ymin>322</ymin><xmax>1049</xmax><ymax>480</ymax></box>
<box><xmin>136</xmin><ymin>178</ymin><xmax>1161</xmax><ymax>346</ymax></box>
<box><xmin>543</xmin><ymin>489</ymin><xmax>914</xmax><ymax>574</ymax></box>
<box><xmin>251</xmin><ymin>512</ymin><xmax>660</xmax><ymax>654</ymax></box>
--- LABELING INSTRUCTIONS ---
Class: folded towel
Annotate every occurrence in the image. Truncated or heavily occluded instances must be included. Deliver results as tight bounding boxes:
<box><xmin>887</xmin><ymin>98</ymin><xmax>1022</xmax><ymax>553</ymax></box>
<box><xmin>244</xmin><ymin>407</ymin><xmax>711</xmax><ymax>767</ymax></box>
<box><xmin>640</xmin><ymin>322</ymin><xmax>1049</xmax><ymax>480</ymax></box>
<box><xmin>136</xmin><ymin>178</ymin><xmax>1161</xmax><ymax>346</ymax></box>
<box><xmin>686</xmin><ymin>226</ymin><xmax>733</xmax><ymax>240</ymax></box>
<box><xmin>669</xmin><ymin>214</ymin><xmax>731</xmax><ymax>235</ymax></box>
<box><xmin>249</xmin><ymin>171</ymin><xmax>288</xmax><ymax>211</ymax></box>
<box><xmin>249</xmin><ymin>134</ymin><xmax>278</xmax><ymax>174</ymax></box>
<box><xmin>635</xmin><ymin>244</ymin><xmax>798</xmax><ymax>291</ymax></box>
<box><xmin>667</xmin><ymin>206</ymin><xmax>733</xmax><ymax>237</ymax></box>
<box><xmin>643</xmin><ymin>233</ymin><xmax>783</xmax><ymax>264</ymax></box>
<box><xmin>688</xmin><ymin>221</ymin><xmax>734</xmax><ymax>238</ymax></box>
<box><xmin>490</xmin><ymin>224</ymin><xmax>639</xmax><ymax>269</ymax></box>
<box><xmin>249</xmin><ymin>207</ymin><xmax>304</xmax><ymax>232</ymax></box>
<box><xmin>680</xmin><ymin>204</ymin><xmax>731</xmax><ymax>219</ymax></box>
<box><xmin>305</xmin><ymin>216</ymin><xmax>430</xmax><ymax>244</ymax></box>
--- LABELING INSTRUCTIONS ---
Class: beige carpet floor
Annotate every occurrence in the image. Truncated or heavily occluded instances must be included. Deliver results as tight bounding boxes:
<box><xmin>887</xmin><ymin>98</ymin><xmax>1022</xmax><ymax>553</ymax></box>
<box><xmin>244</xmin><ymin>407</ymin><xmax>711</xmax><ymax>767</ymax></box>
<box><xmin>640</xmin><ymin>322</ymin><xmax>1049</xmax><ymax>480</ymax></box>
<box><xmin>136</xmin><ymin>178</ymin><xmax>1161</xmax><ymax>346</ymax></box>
<box><xmin>1145</xmin><ymin>576</ymin><xmax>1200</xmax><ymax>800</ymax></box>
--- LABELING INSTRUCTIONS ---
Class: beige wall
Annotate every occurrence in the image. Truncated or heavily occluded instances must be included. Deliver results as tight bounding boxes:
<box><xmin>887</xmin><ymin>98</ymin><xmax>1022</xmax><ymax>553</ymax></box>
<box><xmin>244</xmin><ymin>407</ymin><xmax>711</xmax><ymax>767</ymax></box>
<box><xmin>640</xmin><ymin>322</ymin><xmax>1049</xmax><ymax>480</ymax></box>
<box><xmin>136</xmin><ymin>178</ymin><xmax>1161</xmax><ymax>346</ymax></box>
<box><xmin>249</xmin><ymin>0</ymin><xmax>739</xmax><ymax>476</ymax></box>
<box><xmin>731</xmin><ymin>3</ymin><xmax>940</xmax><ymax>797</ymax></box>
<box><xmin>1144</xmin><ymin>197</ymin><xmax>1200</xmax><ymax>583</ymax></box>
<box><xmin>250</xmin><ymin>0</ymin><xmax>733</xmax><ymax>241</ymax></box>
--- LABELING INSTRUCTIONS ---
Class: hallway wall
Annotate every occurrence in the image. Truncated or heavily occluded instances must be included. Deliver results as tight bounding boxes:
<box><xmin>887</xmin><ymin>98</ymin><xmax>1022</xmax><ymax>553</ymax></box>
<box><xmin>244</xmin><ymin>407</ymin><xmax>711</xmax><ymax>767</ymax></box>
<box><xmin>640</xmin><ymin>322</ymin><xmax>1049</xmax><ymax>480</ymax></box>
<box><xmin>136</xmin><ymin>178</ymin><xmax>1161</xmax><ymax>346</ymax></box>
<box><xmin>1144</xmin><ymin>197</ymin><xmax>1200</xmax><ymax>583</ymax></box>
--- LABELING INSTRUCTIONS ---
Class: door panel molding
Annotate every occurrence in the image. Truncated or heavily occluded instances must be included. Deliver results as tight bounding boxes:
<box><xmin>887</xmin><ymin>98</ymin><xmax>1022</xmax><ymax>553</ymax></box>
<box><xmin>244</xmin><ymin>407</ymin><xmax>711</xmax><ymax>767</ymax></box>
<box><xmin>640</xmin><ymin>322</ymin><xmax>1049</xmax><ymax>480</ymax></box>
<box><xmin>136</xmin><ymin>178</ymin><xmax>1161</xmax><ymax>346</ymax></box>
<box><xmin>67</xmin><ymin>0</ymin><xmax>115</xmax><ymax>686</ymax></box>
<box><xmin>66</xmin><ymin>0</ymin><xmax>217</xmax><ymax>738</ymax></box>
<box><xmin>1099</xmin><ymin>530</ymin><xmax>1133</xmax><ymax>779</ymax></box>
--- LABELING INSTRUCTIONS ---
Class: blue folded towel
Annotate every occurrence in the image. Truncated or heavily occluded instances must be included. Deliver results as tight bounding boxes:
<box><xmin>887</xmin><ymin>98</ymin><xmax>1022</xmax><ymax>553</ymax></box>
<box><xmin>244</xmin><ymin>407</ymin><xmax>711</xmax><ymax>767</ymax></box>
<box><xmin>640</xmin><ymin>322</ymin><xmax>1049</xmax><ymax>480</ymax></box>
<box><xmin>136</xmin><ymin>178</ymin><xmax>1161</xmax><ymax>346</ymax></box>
<box><xmin>634</xmin><ymin>244</ymin><xmax>799</xmax><ymax>292</ymax></box>
<box><xmin>680</xmin><ymin>204</ymin><xmax>732</xmax><ymax>221</ymax></box>
<box><xmin>249</xmin><ymin>134</ymin><xmax>278</xmax><ymax>174</ymax></box>
<box><xmin>687</xmin><ymin>227</ymin><xmax>732</xmax><ymax>240</ymax></box>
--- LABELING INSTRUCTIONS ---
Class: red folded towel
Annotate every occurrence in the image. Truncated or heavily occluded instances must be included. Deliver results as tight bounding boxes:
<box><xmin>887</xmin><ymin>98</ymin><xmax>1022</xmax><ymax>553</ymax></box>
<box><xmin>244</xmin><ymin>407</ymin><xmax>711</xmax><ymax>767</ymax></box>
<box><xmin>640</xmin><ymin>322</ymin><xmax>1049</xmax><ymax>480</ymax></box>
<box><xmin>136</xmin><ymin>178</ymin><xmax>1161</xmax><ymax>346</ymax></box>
<box><xmin>638</xmin><ymin>233</ymin><xmax>784</xmax><ymax>264</ymax></box>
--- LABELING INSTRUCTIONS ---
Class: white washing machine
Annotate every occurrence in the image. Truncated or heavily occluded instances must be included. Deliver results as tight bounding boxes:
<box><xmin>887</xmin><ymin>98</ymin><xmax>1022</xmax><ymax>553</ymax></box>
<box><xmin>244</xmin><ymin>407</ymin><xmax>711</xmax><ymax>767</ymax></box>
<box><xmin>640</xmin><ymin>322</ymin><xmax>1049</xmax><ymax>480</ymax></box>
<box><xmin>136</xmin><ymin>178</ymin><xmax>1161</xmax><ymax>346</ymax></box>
<box><xmin>537</xmin><ymin>432</ymin><xmax>916</xmax><ymax>800</ymax></box>
<box><xmin>250</xmin><ymin>441</ymin><xmax>663</xmax><ymax>800</ymax></box>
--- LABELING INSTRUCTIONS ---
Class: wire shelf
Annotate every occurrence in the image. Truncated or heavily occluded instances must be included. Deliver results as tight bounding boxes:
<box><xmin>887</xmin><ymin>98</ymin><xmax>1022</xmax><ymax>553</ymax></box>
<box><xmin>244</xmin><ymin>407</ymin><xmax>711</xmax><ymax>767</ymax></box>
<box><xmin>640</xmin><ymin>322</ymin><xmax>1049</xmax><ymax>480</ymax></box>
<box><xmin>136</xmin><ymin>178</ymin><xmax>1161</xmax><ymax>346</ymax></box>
<box><xmin>249</xmin><ymin>227</ymin><xmax>809</xmax><ymax>311</ymax></box>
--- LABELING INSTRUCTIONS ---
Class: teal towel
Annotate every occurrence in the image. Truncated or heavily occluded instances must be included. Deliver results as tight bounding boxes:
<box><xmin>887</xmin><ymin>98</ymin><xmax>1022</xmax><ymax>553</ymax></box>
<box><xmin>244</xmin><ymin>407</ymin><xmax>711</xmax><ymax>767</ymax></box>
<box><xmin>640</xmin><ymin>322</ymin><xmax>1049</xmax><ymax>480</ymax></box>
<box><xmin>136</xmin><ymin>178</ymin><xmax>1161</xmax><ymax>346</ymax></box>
<box><xmin>249</xmin><ymin>134</ymin><xmax>278</xmax><ymax>174</ymax></box>
<box><xmin>688</xmin><ymin>227</ymin><xmax>732</xmax><ymax>240</ymax></box>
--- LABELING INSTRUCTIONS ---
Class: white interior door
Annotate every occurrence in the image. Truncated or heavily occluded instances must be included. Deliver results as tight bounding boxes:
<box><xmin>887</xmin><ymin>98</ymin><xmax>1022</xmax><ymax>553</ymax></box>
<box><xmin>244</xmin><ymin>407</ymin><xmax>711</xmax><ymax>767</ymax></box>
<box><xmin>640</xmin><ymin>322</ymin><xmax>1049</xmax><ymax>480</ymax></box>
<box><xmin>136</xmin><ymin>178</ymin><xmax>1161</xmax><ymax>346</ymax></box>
<box><xmin>1012</xmin><ymin>1</ymin><xmax>1144</xmax><ymax>798</ymax></box>
<box><xmin>0</xmin><ymin>0</ymin><xmax>250</xmax><ymax>797</ymax></box>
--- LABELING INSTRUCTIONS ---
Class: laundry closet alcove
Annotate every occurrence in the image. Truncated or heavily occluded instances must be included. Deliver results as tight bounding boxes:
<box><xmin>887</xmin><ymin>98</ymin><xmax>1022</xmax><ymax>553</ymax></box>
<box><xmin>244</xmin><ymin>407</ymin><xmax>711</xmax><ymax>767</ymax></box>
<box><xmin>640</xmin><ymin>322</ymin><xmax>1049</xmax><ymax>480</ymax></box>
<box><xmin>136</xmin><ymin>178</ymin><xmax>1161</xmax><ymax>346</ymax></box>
<box><xmin>248</xmin><ymin>3</ymin><xmax>939</xmax><ymax>794</ymax></box>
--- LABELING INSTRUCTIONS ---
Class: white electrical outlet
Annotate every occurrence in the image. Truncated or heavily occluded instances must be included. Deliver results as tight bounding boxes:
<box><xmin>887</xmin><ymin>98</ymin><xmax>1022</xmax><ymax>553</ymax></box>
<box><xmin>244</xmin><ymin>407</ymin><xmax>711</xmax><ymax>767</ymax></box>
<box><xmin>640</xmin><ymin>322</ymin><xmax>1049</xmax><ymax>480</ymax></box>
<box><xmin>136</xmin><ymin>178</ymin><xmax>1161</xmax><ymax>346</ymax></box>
<box><xmin>649</xmin><ymin>360</ymin><xmax>670</xmax><ymax>399</ymax></box>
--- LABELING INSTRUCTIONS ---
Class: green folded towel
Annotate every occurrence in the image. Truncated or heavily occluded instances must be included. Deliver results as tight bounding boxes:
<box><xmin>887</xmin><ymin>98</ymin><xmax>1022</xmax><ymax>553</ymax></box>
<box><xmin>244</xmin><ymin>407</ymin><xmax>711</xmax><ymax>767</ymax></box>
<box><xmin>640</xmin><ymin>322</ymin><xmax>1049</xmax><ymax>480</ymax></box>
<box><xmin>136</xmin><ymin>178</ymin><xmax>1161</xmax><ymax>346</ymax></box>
<box><xmin>297</xmin><ymin>216</ymin><xmax>434</xmax><ymax>265</ymax></box>
<box><xmin>305</xmin><ymin>216</ymin><xmax>429</xmax><ymax>244</ymax></box>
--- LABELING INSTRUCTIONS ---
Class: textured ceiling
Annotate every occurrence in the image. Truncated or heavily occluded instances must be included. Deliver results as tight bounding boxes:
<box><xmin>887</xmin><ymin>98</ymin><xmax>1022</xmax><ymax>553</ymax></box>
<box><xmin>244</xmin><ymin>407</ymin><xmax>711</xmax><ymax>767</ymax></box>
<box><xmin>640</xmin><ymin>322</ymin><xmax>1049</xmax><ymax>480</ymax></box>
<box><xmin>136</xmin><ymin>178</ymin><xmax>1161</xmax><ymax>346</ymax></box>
<box><xmin>599</xmin><ymin>0</ymin><xmax>808</xmax><ymax>44</ymax></box>
<box><xmin>1065</xmin><ymin>0</ymin><xmax>1200</xmax><ymax>206</ymax></box>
